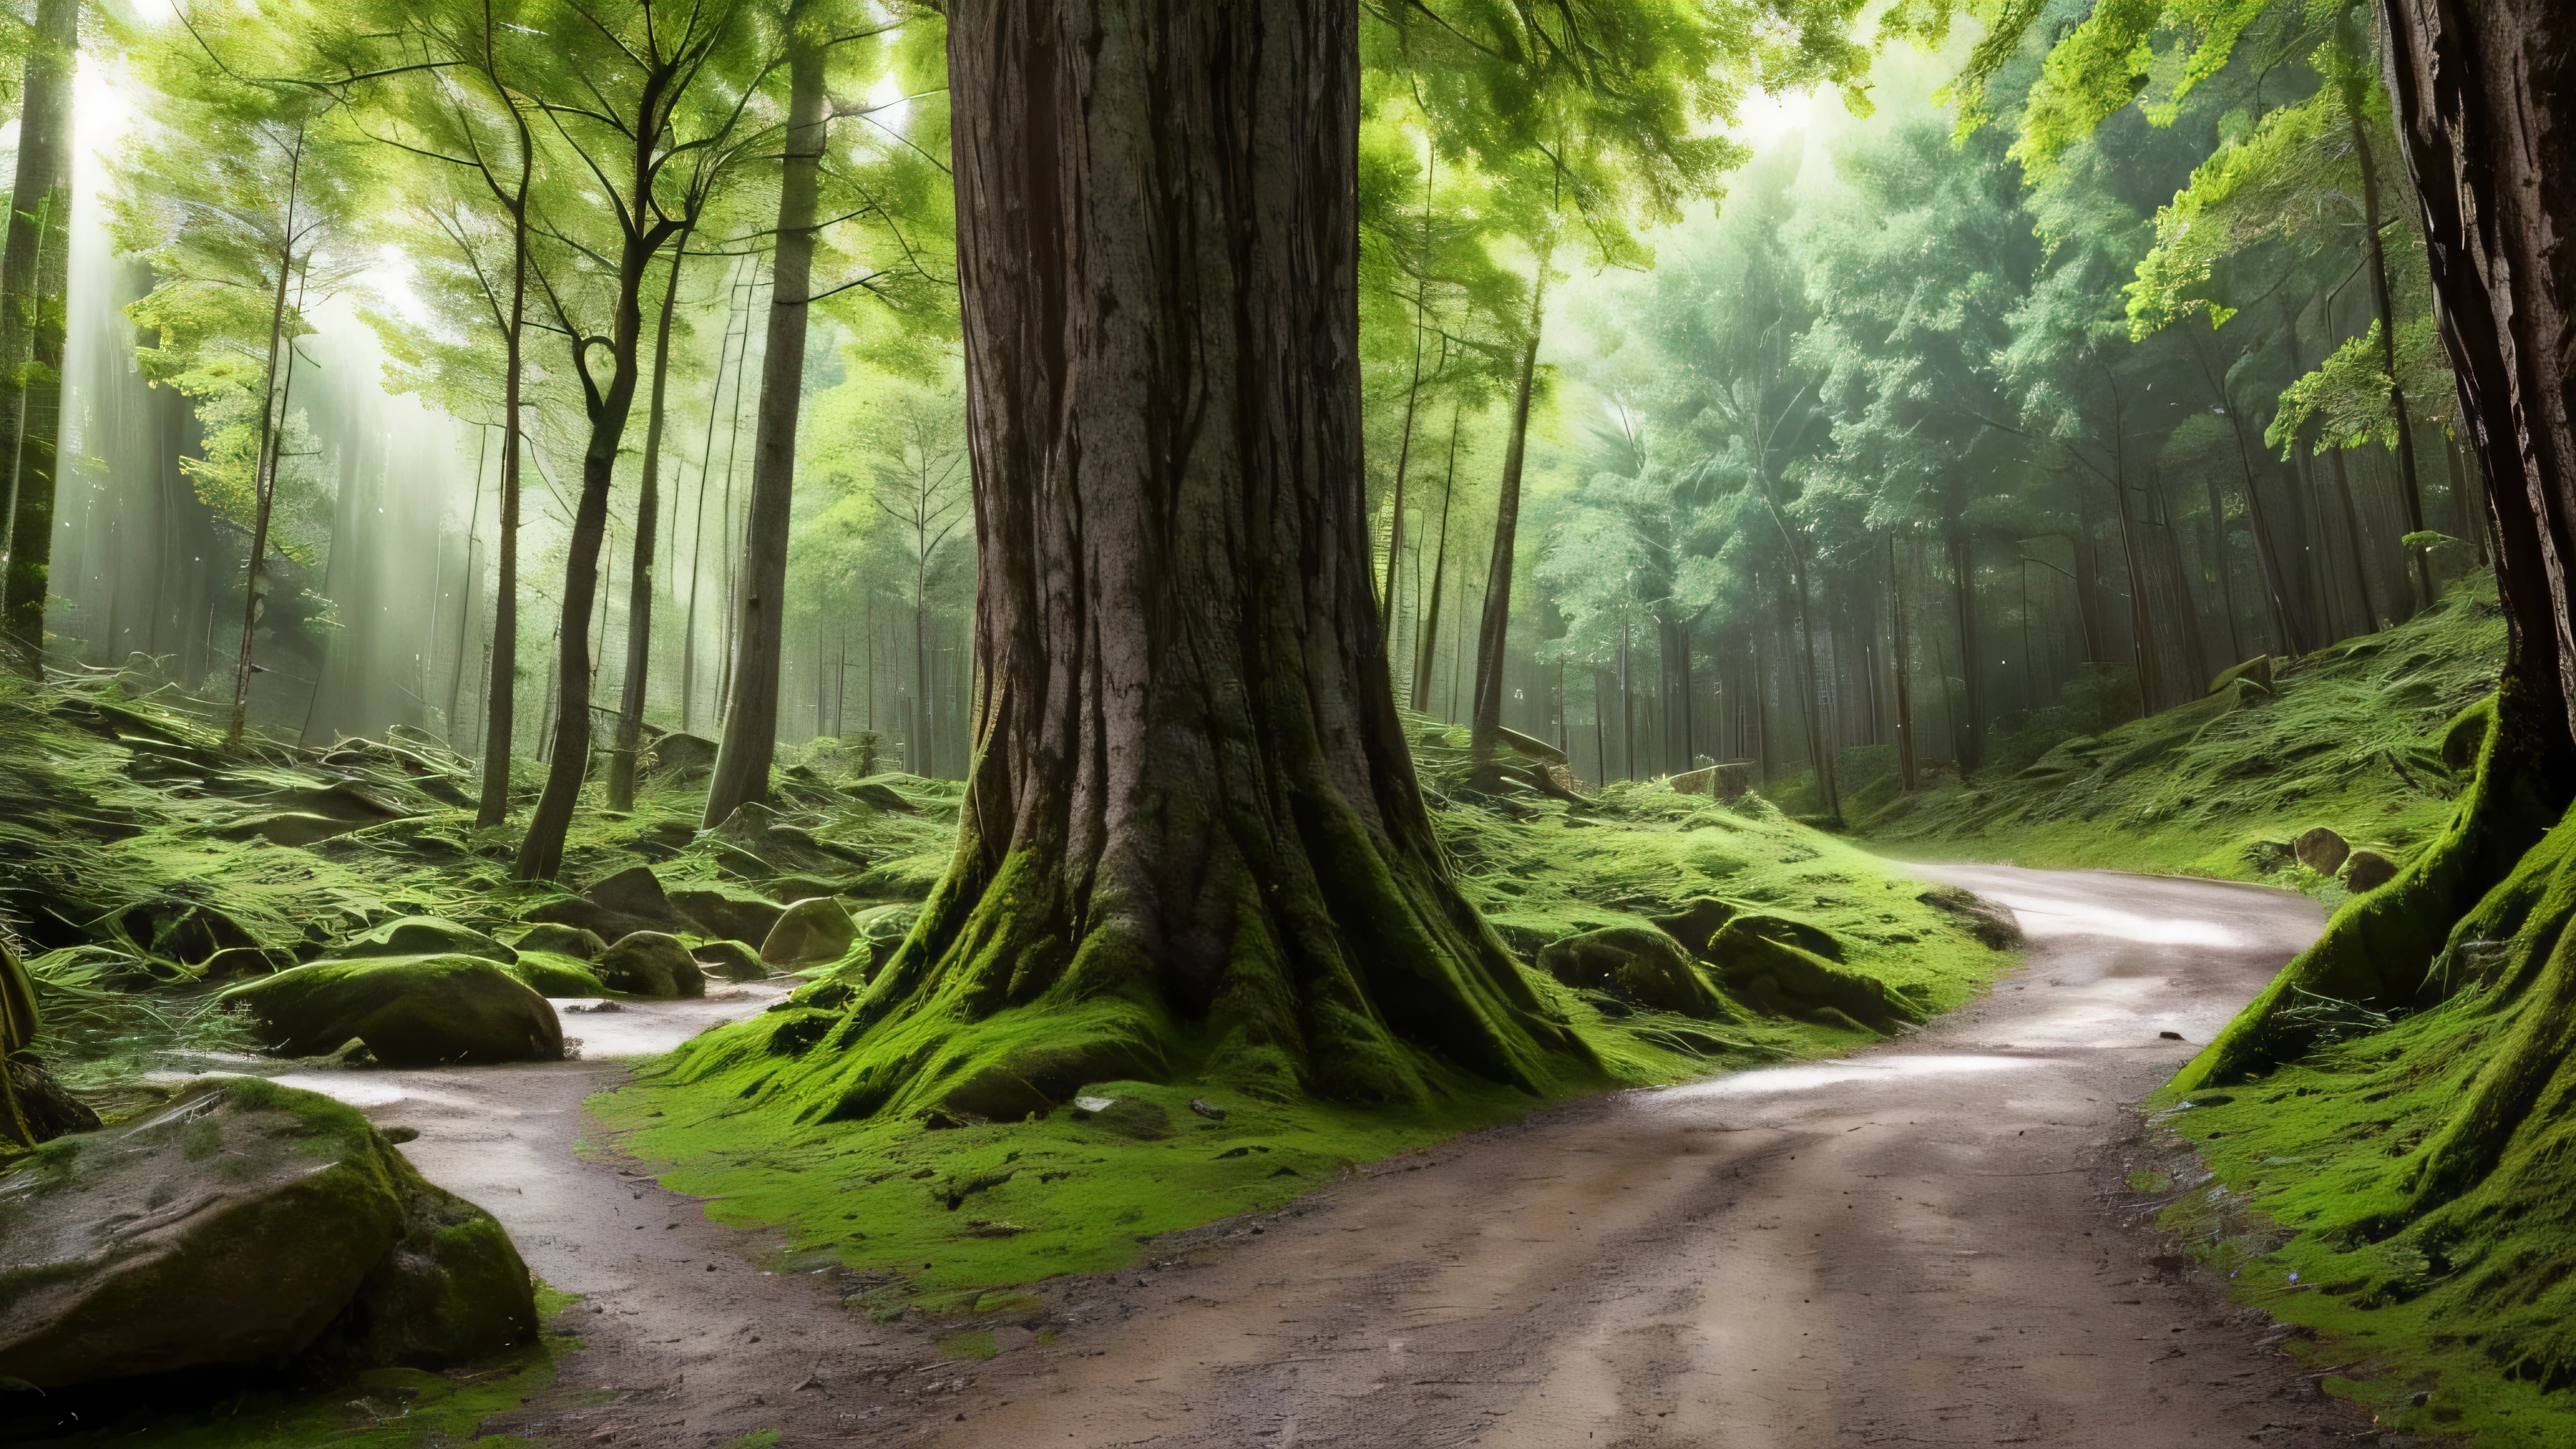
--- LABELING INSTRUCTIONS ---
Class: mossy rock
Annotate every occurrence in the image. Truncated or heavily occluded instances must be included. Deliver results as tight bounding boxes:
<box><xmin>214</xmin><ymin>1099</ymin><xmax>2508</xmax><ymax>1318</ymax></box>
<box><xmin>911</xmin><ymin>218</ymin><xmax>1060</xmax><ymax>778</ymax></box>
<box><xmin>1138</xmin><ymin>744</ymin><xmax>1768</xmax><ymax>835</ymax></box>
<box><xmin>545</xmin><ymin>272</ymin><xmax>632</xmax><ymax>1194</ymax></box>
<box><xmin>2342</xmin><ymin>848</ymin><xmax>2402</xmax><ymax>894</ymax></box>
<box><xmin>594</xmin><ymin>932</ymin><xmax>706</xmax><ymax>999</ymax></box>
<box><xmin>1536</xmin><ymin>926</ymin><xmax>1740</xmax><ymax>1021</ymax></box>
<box><xmin>582</xmin><ymin>866</ymin><xmax>697</xmax><ymax>933</ymax></box>
<box><xmin>4</xmin><ymin>1054</ymin><xmax>99</xmax><ymax>1144</ymax></box>
<box><xmin>1721</xmin><ymin>911</ymin><xmax>1843</xmax><ymax>961</ymax></box>
<box><xmin>1648</xmin><ymin>896</ymin><xmax>1738</xmax><ymax>955</ymax></box>
<box><xmin>1913</xmin><ymin>886</ymin><xmax>2021</xmax><ymax>949</ymax></box>
<box><xmin>2297</xmin><ymin>826</ymin><xmax>2352</xmax><ymax>875</ymax></box>
<box><xmin>503</xmin><ymin>950</ymin><xmax>610</xmax><ymax>998</ymax></box>
<box><xmin>511</xmin><ymin>922</ymin><xmax>606</xmax><ymax>962</ymax></box>
<box><xmin>1705</xmin><ymin>923</ymin><xmax>1924</xmax><ymax>1035</ymax></box>
<box><xmin>850</xmin><ymin>902</ymin><xmax>923</xmax><ymax>981</ymax></box>
<box><xmin>220</xmin><ymin>955</ymin><xmax>565</xmax><ymax>1065</ymax></box>
<box><xmin>0</xmin><ymin>1077</ymin><xmax>535</xmax><ymax>1389</ymax></box>
<box><xmin>341</xmin><ymin>916</ymin><xmax>516</xmax><ymax>965</ymax></box>
<box><xmin>762</xmin><ymin>897</ymin><xmax>858</xmax><ymax>968</ymax></box>
<box><xmin>667</xmin><ymin>888</ymin><xmax>784</xmax><ymax>945</ymax></box>
<box><xmin>695</xmin><ymin>940</ymin><xmax>769</xmax><ymax>984</ymax></box>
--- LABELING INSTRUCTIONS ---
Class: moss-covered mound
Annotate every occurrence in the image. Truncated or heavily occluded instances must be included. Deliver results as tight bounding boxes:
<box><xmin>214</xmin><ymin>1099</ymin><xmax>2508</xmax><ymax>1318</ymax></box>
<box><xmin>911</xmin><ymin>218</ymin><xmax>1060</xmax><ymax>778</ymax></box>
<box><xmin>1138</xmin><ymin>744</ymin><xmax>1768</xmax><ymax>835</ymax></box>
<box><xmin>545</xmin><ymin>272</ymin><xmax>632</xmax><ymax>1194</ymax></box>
<box><xmin>1853</xmin><ymin>576</ymin><xmax>2507</xmax><ymax>896</ymax></box>
<box><xmin>220</xmin><ymin>955</ymin><xmax>564</xmax><ymax>1065</ymax></box>
<box><xmin>0</xmin><ymin>1076</ymin><xmax>535</xmax><ymax>1392</ymax></box>
<box><xmin>597</xmin><ymin>767</ymin><xmax>2018</xmax><ymax>1311</ymax></box>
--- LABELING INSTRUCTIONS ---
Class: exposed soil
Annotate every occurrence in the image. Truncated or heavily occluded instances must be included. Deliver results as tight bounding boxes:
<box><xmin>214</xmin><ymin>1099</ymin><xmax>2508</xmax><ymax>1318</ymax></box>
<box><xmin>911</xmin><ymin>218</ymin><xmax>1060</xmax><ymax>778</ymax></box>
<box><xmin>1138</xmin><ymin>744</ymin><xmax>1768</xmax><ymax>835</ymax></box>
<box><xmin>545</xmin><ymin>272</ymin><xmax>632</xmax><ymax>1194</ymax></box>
<box><xmin>330</xmin><ymin>866</ymin><xmax>2417</xmax><ymax>1447</ymax></box>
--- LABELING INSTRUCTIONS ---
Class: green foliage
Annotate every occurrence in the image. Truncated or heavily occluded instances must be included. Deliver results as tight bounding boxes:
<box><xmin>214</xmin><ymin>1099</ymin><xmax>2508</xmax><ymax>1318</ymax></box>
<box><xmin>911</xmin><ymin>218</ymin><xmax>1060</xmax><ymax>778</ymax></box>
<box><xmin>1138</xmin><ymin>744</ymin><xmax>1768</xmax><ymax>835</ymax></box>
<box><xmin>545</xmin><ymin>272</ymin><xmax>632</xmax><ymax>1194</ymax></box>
<box><xmin>1855</xmin><ymin>574</ymin><xmax>2507</xmax><ymax>884</ymax></box>
<box><xmin>601</xmin><ymin>762</ymin><xmax>2012</xmax><ymax>1309</ymax></box>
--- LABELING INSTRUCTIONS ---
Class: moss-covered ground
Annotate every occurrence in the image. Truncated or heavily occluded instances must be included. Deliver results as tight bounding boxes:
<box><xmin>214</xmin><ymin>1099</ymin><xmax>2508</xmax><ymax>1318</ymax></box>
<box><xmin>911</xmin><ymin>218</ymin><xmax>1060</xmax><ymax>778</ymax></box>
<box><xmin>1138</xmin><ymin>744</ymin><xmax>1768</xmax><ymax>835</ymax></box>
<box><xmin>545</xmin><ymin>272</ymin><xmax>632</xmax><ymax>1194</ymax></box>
<box><xmin>1846</xmin><ymin>575</ymin><xmax>2507</xmax><ymax>901</ymax></box>
<box><xmin>5</xmin><ymin>1286</ymin><xmax>586</xmax><ymax>1448</ymax></box>
<box><xmin>597</xmin><ymin>728</ymin><xmax>2011</xmax><ymax>1321</ymax></box>
<box><xmin>4</xmin><ymin>668</ymin><xmax>2019</xmax><ymax>1439</ymax></box>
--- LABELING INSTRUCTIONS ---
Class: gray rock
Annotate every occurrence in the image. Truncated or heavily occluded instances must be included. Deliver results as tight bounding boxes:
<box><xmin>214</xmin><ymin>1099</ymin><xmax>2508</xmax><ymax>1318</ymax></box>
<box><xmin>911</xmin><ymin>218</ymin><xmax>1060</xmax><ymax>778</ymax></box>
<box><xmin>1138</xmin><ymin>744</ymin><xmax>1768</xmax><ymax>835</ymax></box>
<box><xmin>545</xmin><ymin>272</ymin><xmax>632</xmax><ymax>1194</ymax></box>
<box><xmin>595</xmin><ymin>931</ymin><xmax>706</xmax><ymax>999</ymax></box>
<box><xmin>2296</xmin><ymin>826</ymin><xmax>2351</xmax><ymax>875</ymax></box>
<box><xmin>669</xmin><ymin>888</ymin><xmax>785</xmax><ymax>945</ymax></box>
<box><xmin>0</xmin><ymin>1077</ymin><xmax>534</xmax><ymax>1389</ymax></box>
<box><xmin>762</xmin><ymin>896</ymin><xmax>858</xmax><ymax>968</ymax></box>
<box><xmin>341</xmin><ymin>915</ymin><xmax>516</xmax><ymax>965</ymax></box>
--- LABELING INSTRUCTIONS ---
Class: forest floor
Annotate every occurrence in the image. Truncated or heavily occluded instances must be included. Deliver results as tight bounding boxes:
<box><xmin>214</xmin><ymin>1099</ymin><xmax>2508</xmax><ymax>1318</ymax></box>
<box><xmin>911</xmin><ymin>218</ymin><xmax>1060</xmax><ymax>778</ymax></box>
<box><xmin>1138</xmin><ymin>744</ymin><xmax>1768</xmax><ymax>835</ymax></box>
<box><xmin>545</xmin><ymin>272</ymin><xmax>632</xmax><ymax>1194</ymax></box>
<box><xmin>1845</xmin><ymin>577</ymin><xmax>2506</xmax><ymax>899</ymax></box>
<box><xmin>348</xmin><ymin>863</ymin><xmax>2407</xmax><ymax>1448</ymax></box>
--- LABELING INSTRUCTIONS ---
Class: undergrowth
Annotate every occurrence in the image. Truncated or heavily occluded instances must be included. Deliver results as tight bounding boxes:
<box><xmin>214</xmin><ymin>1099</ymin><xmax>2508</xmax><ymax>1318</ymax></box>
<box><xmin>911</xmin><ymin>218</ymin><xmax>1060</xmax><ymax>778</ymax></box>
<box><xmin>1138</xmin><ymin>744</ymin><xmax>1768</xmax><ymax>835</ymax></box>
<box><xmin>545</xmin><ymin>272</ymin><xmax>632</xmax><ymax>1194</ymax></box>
<box><xmin>598</xmin><ymin>755</ymin><xmax>2012</xmax><ymax>1319</ymax></box>
<box><xmin>1852</xmin><ymin>575</ymin><xmax>2506</xmax><ymax>897</ymax></box>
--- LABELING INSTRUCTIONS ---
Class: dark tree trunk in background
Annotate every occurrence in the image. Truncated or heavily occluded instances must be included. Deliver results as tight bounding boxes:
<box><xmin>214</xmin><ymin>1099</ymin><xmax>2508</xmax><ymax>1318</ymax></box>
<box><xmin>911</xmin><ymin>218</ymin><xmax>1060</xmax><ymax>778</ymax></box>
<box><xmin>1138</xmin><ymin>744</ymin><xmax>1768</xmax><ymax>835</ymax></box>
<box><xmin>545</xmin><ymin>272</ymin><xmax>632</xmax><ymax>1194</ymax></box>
<box><xmin>706</xmin><ymin>16</ymin><xmax>827</xmax><ymax>828</ymax></box>
<box><xmin>840</xmin><ymin>0</ymin><xmax>1588</xmax><ymax>1113</ymax></box>
<box><xmin>1890</xmin><ymin>538</ymin><xmax>1918</xmax><ymax>792</ymax></box>
<box><xmin>1946</xmin><ymin>518</ymin><xmax>1982</xmax><ymax>775</ymax></box>
<box><xmin>2340</xmin><ymin>25</ymin><xmax>2439</xmax><ymax>613</ymax></box>
<box><xmin>609</xmin><ymin>234</ymin><xmax>691</xmax><ymax>812</ymax></box>
<box><xmin>475</xmin><ymin>168</ymin><xmax>530</xmax><ymax>829</ymax></box>
<box><xmin>0</xmin><ymin>0</ymin><xmax>75</xmax><ymax>668</ymax></box>
<box><xmin>1468</xmin><ymin>279</ymin><xmax>1545</xmax><ymax>777</ymax></box>
<box><xmin>1409</xmin><ymin>409</ymin><xmax>1459</xmax><ymax>716</ymax></box>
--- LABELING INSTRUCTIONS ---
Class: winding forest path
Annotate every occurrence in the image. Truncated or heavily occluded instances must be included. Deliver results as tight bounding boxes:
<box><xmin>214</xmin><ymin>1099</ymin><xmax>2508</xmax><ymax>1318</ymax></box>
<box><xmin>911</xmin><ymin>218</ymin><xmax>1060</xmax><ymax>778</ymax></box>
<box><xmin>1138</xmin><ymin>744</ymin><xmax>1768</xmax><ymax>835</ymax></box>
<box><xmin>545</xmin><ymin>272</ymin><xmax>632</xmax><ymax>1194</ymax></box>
<box><xmin>350</xmin><ymin>867</ymin><xmax>2410</xmax><ymax>1448</ymax></box>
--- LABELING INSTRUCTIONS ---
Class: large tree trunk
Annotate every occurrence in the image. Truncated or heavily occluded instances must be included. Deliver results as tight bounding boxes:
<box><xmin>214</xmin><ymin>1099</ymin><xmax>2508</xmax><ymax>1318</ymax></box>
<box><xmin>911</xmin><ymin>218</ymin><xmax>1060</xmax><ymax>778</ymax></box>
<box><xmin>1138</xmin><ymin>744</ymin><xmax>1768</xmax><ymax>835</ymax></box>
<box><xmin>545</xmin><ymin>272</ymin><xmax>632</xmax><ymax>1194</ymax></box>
<box><xmin>1467</xmin><ymin>276</ymin><xmax>1546</xmax><ymax>778</ymax></box>
<box><xmin>608</xmin><ymin>236</ymin><xmax>691</xmax><ymax>813</ymax></box>
<box><xmin>2173</xmin><ymin>0</ymin><xmax>2576</xmax><ymax>1244</ymax></box>
<box><xmin>705</xmin><ymin>19</ymin><xmax>828</xmax><ymax>828</ymax></box>
<box><xmin>774</xmin><ymin>0</ymin><xmax>1592</xmax><ymax>1123</ymax></box>
<box><xmin>0</xmin><ymin>0</ymin><xmax>75</xmax><ymax>669</ymax></box>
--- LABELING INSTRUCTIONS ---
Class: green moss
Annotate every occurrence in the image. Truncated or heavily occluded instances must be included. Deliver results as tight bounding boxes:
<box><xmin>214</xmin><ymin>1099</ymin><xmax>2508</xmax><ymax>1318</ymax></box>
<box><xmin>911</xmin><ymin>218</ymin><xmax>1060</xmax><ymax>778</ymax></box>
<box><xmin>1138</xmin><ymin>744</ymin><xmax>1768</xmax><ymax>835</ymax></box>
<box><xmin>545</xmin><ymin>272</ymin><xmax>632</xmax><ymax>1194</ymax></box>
<box><xmin>501</xmin><ymin>950</ymin><xmax>608</xmax><ymax>998</ymax></box>
<box><xmin>1854</xmin><ymin>577</ymin><xmax>2507</xmax><ymax>893</ymax></box>
<box><xmin>596</xmin><ymin>773</ymin><xmax>2011</xmax><ymax>1309</ymax></box>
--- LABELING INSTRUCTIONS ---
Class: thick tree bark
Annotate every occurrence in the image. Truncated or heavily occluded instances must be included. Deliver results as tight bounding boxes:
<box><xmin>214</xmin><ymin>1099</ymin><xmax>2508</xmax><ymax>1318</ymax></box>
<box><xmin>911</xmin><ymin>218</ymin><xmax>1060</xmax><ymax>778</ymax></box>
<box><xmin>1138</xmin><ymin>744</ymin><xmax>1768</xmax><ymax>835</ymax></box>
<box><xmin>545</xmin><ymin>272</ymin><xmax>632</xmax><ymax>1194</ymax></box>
<box><xmin>2378</xmin><ymin>0</ymin><xmax>2573</xmax><ymax>739</ymax></box>
<box><xmin>1467</xmin><ymin>276</ymin><xmax>1546</xmax><ymax>778</ymax></box>
<box><xmin>706</xmin><ymin>18</ymin><xmax>828</xmax><ymax>827</ymax></box>
<box><xmin>798</xmin><ymin>0</ymin><xmax>1590</xmax><ymax>1119</ymax></box>
<box><xmin>609</xmin><ymin>235</ymin><xmax>691</xmax><ymax>813</ymax></box>
<box><xmin>0</xmin><ymin>0</ymin><xmax>75</xmax><ymax>669</ymax></box>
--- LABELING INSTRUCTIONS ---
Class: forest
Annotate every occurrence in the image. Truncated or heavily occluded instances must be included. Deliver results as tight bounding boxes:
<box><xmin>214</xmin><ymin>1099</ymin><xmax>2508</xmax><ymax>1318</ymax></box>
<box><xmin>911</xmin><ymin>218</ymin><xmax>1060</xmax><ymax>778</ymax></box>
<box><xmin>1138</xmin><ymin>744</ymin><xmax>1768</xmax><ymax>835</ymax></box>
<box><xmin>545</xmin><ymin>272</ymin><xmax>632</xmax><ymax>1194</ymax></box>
<box><xmin>2</xmin><ymin>0</ymin><xmax>2573</xmax><ymax>1445</ymax></box>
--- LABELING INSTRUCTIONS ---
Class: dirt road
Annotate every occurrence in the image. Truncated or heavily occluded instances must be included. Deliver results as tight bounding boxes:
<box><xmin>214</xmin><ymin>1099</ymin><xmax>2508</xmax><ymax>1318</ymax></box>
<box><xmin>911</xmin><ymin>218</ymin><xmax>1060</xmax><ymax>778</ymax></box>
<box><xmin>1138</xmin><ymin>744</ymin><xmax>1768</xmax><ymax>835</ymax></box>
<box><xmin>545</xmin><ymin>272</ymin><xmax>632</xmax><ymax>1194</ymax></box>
<box><xmin>344</xmin><ymin>865</ymin><xmax>2407</xmax><ymax>1447</ymax></box>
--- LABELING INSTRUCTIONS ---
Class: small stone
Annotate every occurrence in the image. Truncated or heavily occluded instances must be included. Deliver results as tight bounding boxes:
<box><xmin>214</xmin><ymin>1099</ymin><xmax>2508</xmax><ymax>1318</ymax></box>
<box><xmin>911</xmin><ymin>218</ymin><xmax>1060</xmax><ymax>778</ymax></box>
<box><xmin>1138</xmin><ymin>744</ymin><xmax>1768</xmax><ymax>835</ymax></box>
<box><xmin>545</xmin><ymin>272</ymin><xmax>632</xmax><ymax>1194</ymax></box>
<box><xmin>2294</xmin><ymin>826</ymin><xmax>2350</xmax><ymax>875</ymax></box>
<box><xmin>2158</xmin><ymin>1031</ymin><xmax>2184</xmax><ymax>1041</ymax></box>
<box><xmin>1189</xmin><ymin>1098</ymin><xmax>1228</xmax><ymax>1121</ymax></box>
<box><xmin>2342</xmin><ymin>848</ymin><xmax>2402</xmax><ymax>893</ymax></box>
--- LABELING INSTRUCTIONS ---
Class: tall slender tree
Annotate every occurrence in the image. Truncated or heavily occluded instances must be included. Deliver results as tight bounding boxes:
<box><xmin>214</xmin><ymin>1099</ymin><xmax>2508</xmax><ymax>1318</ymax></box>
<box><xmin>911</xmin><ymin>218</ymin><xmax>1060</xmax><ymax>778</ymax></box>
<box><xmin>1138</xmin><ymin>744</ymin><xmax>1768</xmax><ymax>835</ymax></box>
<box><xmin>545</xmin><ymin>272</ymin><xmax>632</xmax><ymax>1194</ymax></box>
<box><xmin>0</xmin><ymin>0</ymin><xmax>77</xmax><ymax>667</ymax></box>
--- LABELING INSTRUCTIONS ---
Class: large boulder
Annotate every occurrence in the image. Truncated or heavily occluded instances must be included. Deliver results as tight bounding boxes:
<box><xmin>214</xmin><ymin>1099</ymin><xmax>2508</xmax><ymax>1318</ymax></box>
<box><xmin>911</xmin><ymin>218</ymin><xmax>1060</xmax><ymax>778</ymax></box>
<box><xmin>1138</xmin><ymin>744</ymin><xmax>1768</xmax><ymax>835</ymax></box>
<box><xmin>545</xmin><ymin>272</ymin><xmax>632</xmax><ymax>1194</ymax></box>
<box><xmin>645</xmin><ymin>731</ymin><xmax>719</xmax><ymax>777</ymax></box>
<box><xmin>525</xmin><ymin>865</ymin><xmax>696</xmax><ymax>943</ymax></box>
<box><xmin>1536</xmin><ymin>926</ymin><xmax>1738</xmax><ymax>1021</ymax></box>
<box><xmin>594</xmin><ymin>931</ymin><xmax>706</xmax><ymax>999</ymax></box>
<box><xmin>694</xmin><ymin>939</ymin><xmax>769</xmax><ymax>983</ymax></box>
<box><xmin>0</xmin><ymin>1077</ymin><xmax>535</xmax><ymax>1389</ymax></box>
<box><xmin>340</xmin><ymin>915</ymin><xmax>516</xmax><ymax>965</ymax></box>
<box><xmin>503</xmin><ymin>950</ymin><xmax>611</xmax><ymax>998</ymax></box>
<box><xmin>668</xmin><ymin>888</ymin><xmax>785</xmax><ymax>945</ymax></box>
<box><xmin>2296</xmin><ymin>826</ymin><xmax>2351</xmax><ymax>875</ymax></box>
<box><xmin>512</xmin><ymin>922</ymin><xmax>606</xmax><ymax>962</ymax></box>
<box><xmin>220</xmin><ymin>955</ymin><xmax>565</xmax><ymax>1065</ymax></box>
<box><xmin>761</xmin><ymin>896</ymin><xmax>858</xmax><ymax>968</ymax></box>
